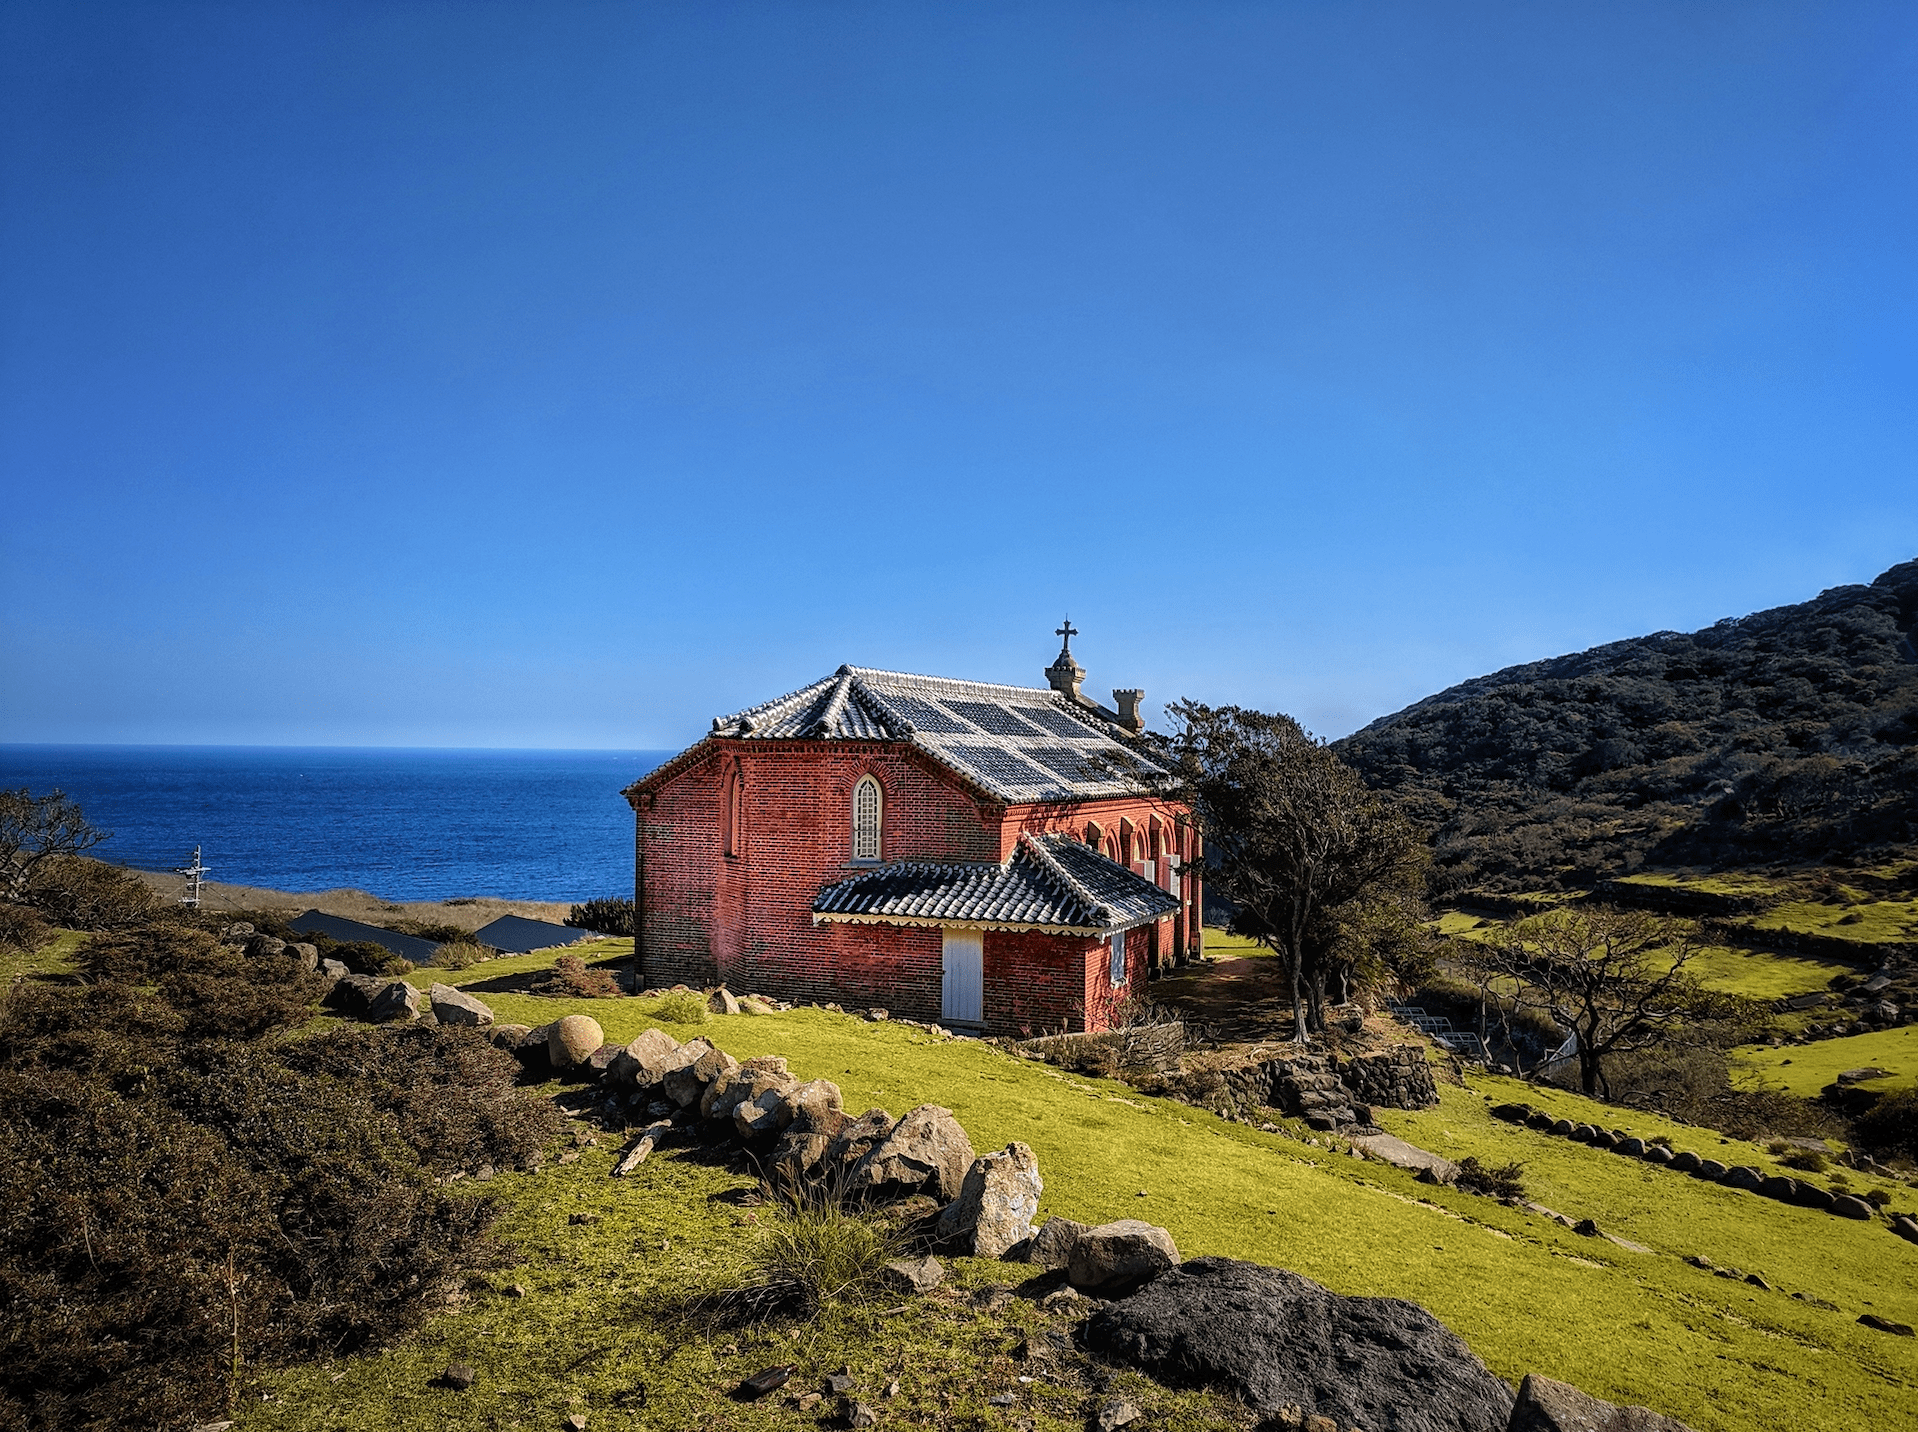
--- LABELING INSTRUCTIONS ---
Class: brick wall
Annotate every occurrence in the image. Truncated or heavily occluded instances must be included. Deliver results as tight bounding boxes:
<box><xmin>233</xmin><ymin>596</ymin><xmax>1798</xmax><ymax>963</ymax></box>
<box><xmin>630</xmin><ymin>736</ymin><xmax>1197</xmax><ymax>1034</ymax></box>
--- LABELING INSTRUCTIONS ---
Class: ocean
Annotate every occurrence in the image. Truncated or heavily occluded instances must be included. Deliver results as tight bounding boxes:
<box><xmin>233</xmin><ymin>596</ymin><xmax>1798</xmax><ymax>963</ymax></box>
<box><xmin>0</xmin><ymin>745</ymin><xmax>673</xmax><ymax>902</ymax></box>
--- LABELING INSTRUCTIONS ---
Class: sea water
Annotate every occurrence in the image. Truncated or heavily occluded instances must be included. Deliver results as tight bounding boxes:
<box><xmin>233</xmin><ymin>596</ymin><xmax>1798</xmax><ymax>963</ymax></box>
<box><xmin>0</xmin><ymin>745</ymin><xmax>671</xmax><ymax>902</ymax></box>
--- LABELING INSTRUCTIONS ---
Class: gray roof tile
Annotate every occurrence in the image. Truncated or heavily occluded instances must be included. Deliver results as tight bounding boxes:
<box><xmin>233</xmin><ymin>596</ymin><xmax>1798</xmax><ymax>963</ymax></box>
<box><xmin>708</xmin><ymin>665</ymin><xmax>1166</xmax><ymax>803</ymax></box>
<box><xmin>812</xmin><ymin>833</ymin><xmax>1180</xmax><ymax>934</ymax></box>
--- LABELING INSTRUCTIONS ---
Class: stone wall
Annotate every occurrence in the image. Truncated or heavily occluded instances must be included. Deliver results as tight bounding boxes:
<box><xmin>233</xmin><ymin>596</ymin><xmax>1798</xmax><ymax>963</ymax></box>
<box><xmin>1337</xmin><ymin>1047</ymin><xmax>1439</xmax><ymax>1111</ymax></box>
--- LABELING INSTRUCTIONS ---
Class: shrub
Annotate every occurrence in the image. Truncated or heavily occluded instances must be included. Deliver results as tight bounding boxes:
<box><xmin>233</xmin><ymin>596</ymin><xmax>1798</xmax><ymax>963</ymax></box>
<box><xmin>647</xmin><ymin>989</ymin><xmax>710</xmax><ymax>1024</ymax></box>
<box><xmin>24</xmin><ymin>856</ymin><xmax>166</xmax><ymax>931</ymax></box>
<box><xmin>0</xmin><ymin>944</ymin><xmax>562</xmax><ymax>1430</ymax></box>
<box><xmin>698</xmin><ymin>1186</ymin><xmax>900</xmax><ymax>1326</ymax></box>
<box><xmin>386</xmin><ymin>919</ymin><xmax>469</xmax><ymax>944</ymax></box>
<box><xmin>376</xmin><ymin>955</ymin><xmax>416</xmax><ymax>977</ymax></box>
<box><xmin>1864</xmin><ymin>1187</ymin><xmax>1892</xmax><ymax>1207</ymax></box>
<box><xmin>532</xmin><ymin>954</ymin><xmax>622</xmax><ymax>999</ymax></box>
<box><xmin>430</xmin><ymin>941</ymin><xmax>489</xmax><ymax>971</ymax></box>
<box><xmin>565</xmin><ymin>896</ymin><xmax>635</xmax><ymax>937</ymax></box>
<box><xmin>1455</xmin><ymin>1156</ymin><xmax>1528</xmax><ymax>1201</ymax></box>
<box><xmin>0</xmin><ymin>902</ymin><xmax>51</xmax><ymax>955</ymax></box>
<box><xmin>1853</xmin><ymin>1088</ymin><xmax>1918</xmax><ymax>1162</ymax></box>
<box><xmin>1780</xmin><ymin>1149</ymin><xmax>1829</xmax><ymax>1173</ymax></box>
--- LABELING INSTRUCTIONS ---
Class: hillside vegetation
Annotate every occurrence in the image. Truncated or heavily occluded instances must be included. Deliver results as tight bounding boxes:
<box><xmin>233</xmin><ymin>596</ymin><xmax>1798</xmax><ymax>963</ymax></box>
<box><xmin>1338</xmin><ymin>559</ymin><xmax>1918</xmax><ymax>892</ymax></box>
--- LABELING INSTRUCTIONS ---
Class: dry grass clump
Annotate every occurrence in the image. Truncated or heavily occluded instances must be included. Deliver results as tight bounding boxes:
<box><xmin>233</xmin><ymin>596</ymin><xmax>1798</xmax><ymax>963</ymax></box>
<box><xmin>1455</xmin><ymin>1155</ymin><xmax>1528</xmax><ymax>1200</ymax></box>
<box><xmin>429</xmin><ymin>941</ymin><xmax>489</xmax><ymax>971</ymax></box>
<box><xmin>532</xmin><ymin>953</ymin><xmax>623</xmax><ymax>999</ymax></box>
<box><xmin>0</xmin><ymin>903</ymin><xmax>52</xmax><ymax>955</ymax></box>
<box><xmin>693</xmin><ymin>1183</ymin><xmax>902</xmax><ymax>1327</ymax></box>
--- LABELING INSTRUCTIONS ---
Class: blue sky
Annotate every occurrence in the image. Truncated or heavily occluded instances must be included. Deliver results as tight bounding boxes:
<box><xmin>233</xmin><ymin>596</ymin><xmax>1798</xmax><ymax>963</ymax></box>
<box><xmin>4</xmin><ymin>2</ymin><xmax>1915</xmax><ymax>751</ymax></box>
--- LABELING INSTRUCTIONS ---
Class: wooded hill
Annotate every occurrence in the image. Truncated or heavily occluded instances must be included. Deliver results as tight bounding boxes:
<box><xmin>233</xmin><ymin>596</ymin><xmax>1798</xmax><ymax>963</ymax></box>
<box><xmin>1336</xmin><ymin>559</ymin><xmax>1918</xmax><ymax>893</ymax></box>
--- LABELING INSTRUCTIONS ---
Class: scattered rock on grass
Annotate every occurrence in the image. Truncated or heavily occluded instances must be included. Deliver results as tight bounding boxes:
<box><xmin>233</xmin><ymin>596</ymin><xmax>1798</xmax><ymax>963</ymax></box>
<box><xmin>429</xmin><ymin>983</ymin><xmax>494</xmax><ymax>1027</ymax></box>
<box><xmin>439</xmin><ymin>1362</ymin><xmax>475</xmax><ymax>1391</ymax></box>
<box><xmin>848</xmin><ymin>1402</ymin><xmax>879</xmax><ymax>1427</ymax></box>
<box><xmin>880</xmin><ymin>1255</ymin><xmax>944</xmax><ymax>1294</ymax></box>
<box><xmin>935</xmin><ymin>1142</ymin><xmax>1044</xmax><ymax>1258</ymax></box>
<box><xmin>1507</xmin><ymin>1372</ymin><xmax>1693</xmax><ymax>1431</ymax></box>
<box><xmin>1095</xmin><ymin>1398</ymin><xmax>1143</xmax><ymax>1431</ymax></box>
<box><xmin>1859</xmin><ymin>1313</ymin><xmax>1915</xmax><ymax>1337</ymax></box>
<box><xmin>1067</xmin><ymin>1220</ymin><xmax>1180</xmax><ymax>1297</ymax></box>
<box><xmin>736</xmin><ymin>1364</ymin><xmax>794</xmax><ymax>1399</ymax></box>
<box><xmin>849</xmin><ymin>1104</ymin><xmax>975</xmax><ymax>1202</ymax></box>
<box><xmin>548</xmin><ymin>1014</ymin><xmax>604</xmax><ymax>1071</ymax></box>
<box><xmin>1027</xmin><ymin>1216</ymin><xmax>1086</xmax><ymax>1272</ymax></box>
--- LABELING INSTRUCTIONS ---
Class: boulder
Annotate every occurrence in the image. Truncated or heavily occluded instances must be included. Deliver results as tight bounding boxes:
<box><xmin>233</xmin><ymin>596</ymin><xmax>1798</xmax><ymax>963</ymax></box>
<box><xmin>1615</xmin><ymin>1138</ymin><xmax>1647</xmax><ymax>1157</ymax></box>
<box><xmin>1642</xmin><ymin>1145</ymin><xmax>1673</xmax><ymax>1165</ymax></box>
<box><xmin>823</xmin><ymin>1108</ymin><xmax>898</xmax><ymax>1177</ymax></box>
<box><xmin>771</xmin><ymin>1111</ymin><xmax>854</xmax><ymax>1185</ymax></box>
<box><xmin>776</xmin><ymin>1078</ymin><xmax>844</xmax><ymax>1130</ymax></box>
<box><xmin>606</xmin><ymin>1028</ymin><xmax>683</xmax><ymax>1091</ymax></box>
<box><xmin>429</xmin><ymin>983</ymin><xmax>495</xmax><ymax>1027</ymax></box>
<box><xmin>667</xmin><ymin>1039</ymin><xmax>737</xmax><ymax>1107</ymax></box>
<box><xmin>1027</xmin><ymin>1216</ymin><xmax>1087</xmax><ymax>1272</ymax></box>
<box><xmin>1348</xmin><ymin>1132</ymin><xmax>1459</xmax><ymax>1184</ymax></box>
<box><xmin>1550</xmin><ymin>1119</ymin><xmax>1576</xmax><ymax>1136</ymax></box>
<box><xmin>706</xmin><ymin>986</ymin><xmax>740</xmax><ymax>1015</ymax></box>
<box><xmin>287</xmin><ymin>942</ymin><xmax>320</xmax><ymax>973</ymax></box>
<box><xmin>1572</xmin><ymin>1124</ymin><xmax>1598</xmax><ymax>1142</ymax></box>
<box><xmin>1084</xmin><ymin>1257</ymin><xmax>1514</xmax><ymax>1432</ymax></box>
<box><xmin>1526</xmin><ymin>1112</ymin><xmax>1555</xmax><ymax>1131</ymax></box>
<box><xmin>731</xmin><ymin>1070</ymin><xmax>803</xmax><ymax>1140</ymax></box>
<box><xmin>244</xmin><ymin>934</ymin><xmax>288</xmax><ymax>960</ymax></box>
<box><xmin>1720</xmin><ymin>1166</ymin><xmax>1764</xmax><ymax>1192</ymax></box>
<box><xmin>548</xmin><ymin>1014</ymin><xmax>605</xmax><ymax>1071</ymax></box>
<box><xmin>322</xmin><ymin>974</ymin><xmax>384</xmax><ymax>1017</ymax></box>
<box><xmin>324</xmin><ymin>975</ymin><xmax>419</xmax><ymax>1023</ymax></box>
<box><xmin>1490</xmin><ymin>1104</ymin><xmax>1533</xmax><ymax>1125</ymax></box>
<box><xmin>1508</xmin><ymin>1372</ymin><xmax>1694</xmax><ymax>1431</ymax></box>
<box><xmin>880</xmin><ymin>1255</ymin><xmax>944</xmax><ymax>1294</ymax></box>
<box><xmin>1067</xmin><ymin>1220</ymin><xmax>1180</xmax><ymax>1297</ymax></box>
<box><xmin>1693</xmin><ymin>1159</ymin><xmax>1728</xmax><ymax>1180</ymax></box>
<box><xmin>319</xmin><ymin>957</ymin><xmax>349</xmax><ymax>980</ymax></box>
<box><xmin>585</xmin><ymin>1043</ymin><xmax>623</xmax><ymax>1078</ymax></box>
<box><xmin>1859</xmin><ymin>1313</ymin><xmax>1916</xmax><ymax>1337</ymax></box>
<box><xmin>1829</xmin><ymin>1194</ymin><xmax>1875</xmax><ymax>1220</ymax></box>
<box><xmin>935</xmin><ymin>1142</ymin><xmax>1044</xmax><ymax>1258</ymax></box>
<box><xmin>1792</xmin><ymin>1183</ymin><xmax>1835</xmax><ymax>1212</ymax></box>
<box><xmin>848</xmin><ymin>1105</ymin><xmax>975</xmax><ymax>1202</ymax></box>
<box><xmin>1669</xmin><ymin>1151</ymin><xmax>1701</xmax><ymax>1174</ymax></box>
<box><xmin>1758</xmin><ymin>1175</ymin><xmax>1799</xmax><ymax>1202</ymax></box>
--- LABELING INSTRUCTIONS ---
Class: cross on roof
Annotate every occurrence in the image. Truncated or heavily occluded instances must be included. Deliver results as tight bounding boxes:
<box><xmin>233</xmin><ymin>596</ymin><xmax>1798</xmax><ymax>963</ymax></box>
<box><xmin>1055</xmin><ymin>616</ymin><xmax>1078</xmax><ymax>652</ymax></box>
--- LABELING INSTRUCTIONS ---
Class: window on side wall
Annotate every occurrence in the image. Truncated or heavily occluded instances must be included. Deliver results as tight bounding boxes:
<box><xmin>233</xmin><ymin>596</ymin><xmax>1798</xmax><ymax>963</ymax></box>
<box><xmin>722</xmin><ymin>763</ymin><xmax>742</xmax><ymax>858</ymax></box>
<box><xmin>852</xmin><ymin>775</ymin><xmax>883</xmax><ymax>862</ymax></box>
<box><xmin>1109</xmin><ymin>928</ymin><xmax>1127</xmax><ymax>987</ymax></box>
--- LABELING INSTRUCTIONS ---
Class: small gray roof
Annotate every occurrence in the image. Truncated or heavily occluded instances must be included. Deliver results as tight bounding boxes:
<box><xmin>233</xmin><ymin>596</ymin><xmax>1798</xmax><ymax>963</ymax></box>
<box><xmin>288</xmin><ymin>910</ymin><xmax>441</xmax><ymax>964</ymax></box>
<box><xmin>472</xmin><ymin>914</ymin><xmax>593</xmax><ymax>955</ymax></box>
<box><xmin>705</xmin><ymin>665</ymin><xmax>1167</xmax><ymax>803</ymax></box>
<box><xmin>812</xmin><ymin>833</ymin><xmax>1180</xmax><ymax>935</ymax></box>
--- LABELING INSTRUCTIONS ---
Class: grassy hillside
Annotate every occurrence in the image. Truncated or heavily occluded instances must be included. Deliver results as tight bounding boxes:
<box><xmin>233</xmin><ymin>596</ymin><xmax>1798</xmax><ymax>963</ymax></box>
<box><xmin>1736</xmin><ymin>1027</ymin><xmax>1918</xmax><ymax>1098</ymax></box>
<box><xmin>319</xmin><ymin>962</ymin><xmax>1918</xmax><ymax>1432</ymax></box>
<box><xmin>1337</xmin><ymin>558</ymin><xmax>1918</xmax><ymax>891</ymax></box>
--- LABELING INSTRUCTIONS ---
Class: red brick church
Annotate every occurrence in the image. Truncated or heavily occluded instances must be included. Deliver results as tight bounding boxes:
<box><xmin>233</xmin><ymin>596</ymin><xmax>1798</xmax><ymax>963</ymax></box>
<box><xmin>623</xmin><ymin>626</ymin><xmax>1202</xmax><ymax>1035</ymax></box>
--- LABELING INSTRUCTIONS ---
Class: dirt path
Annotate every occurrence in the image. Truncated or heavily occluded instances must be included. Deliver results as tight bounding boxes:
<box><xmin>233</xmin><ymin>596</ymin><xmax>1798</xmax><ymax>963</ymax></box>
<box><xmin>1153</xmin><ymin>955</ymin><xmax>1300</xmax><ymax>1043</ymax></box>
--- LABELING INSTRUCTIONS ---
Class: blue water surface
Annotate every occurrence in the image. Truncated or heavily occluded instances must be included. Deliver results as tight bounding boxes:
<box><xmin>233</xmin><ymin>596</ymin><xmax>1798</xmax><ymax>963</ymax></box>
<box><xmin>0</xmin><ymin>746</ymin><xmax>673</xmax><ymax>901</ymax></box>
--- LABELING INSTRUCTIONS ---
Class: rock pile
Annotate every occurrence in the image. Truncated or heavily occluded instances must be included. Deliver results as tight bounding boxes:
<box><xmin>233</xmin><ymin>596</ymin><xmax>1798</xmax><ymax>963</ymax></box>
<box><xmin>1490</xmin><ymin>1102</ymin><xmax>1902</xmax><ymax>1237</ymax></box>
<box><xmin>1216</xmin><ymin>1047</ymin><xmax>1438</xmax><ymax>1132</ymax></box>
<box><xmin>1339</xmin><ymin>1046</ymin><xmax>1441</xmax><ymax>1111</ymax></box>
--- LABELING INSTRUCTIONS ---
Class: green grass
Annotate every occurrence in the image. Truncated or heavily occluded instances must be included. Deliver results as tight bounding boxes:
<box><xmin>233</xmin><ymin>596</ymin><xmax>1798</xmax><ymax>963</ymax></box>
<box><xmin>1751</xmin><ymin>897</ymin><xmax>1918</xmax><ymax>946</ymax></box>
<box><xmin>234</xmin><ymin>987</ymin><xmax>1918</xmax><ymax>1432</ymax></box>
<box><xmin>1683</xmin><ymin>943</ymin><xmax>1852</xmax><ymax>1001</ymax></box>
<box><xmin>1199</xmin><ymin>927</ymin><xmax>1272</xmax><ymax>958</ymax></box>
<box><xmin>1734</xmin><ymin>1027</ymin><xmax>1918</xmax><ymax>1097</ymax></box>
<box><xmin>1610</xmin><ymin>873</ymin><xmax>1790</xmax><ymax>900</ymax></box>
<box><xmin>401</xmin><ymin>938</ymin><xmax>635</xmax><ymax>990</ymax></box>
<box><xmin>0</xmin><ymin>928</ymin><xmax>84</xmax><ymax>982</ymax></box>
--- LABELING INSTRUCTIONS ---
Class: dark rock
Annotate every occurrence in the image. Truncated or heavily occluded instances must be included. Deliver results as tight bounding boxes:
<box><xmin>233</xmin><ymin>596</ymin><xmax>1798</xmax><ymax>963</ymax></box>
<box><xmin>1490</xmin><ymin>1103</ymin><xmax>1533</xmax><ymax>1124</ymax></box>
<box><xmin>1829</xmin><ymin>1194</ymin><xmax>1875</xmax><ymax>1220</ymax></box>
<box><xmin>287</xmin><ymin>942</ymin><xmax>319</xmax><ymax>973</ymax></box>
<box><xmin>1507</xmin><ymin>1372</ymin><xmax>1694</xmax><ymax>1431</ymax></box>
<box><xmin>848</xmin><ymin>1104</ymin><xmax>975</xmax><ymax>1202</ymax></box>
<box><xmin>1642</xmin><ymin>1145</ymin><xmax>1673</xmax><ymax>1165</ymax></box>
<box><xmin>1720</xmin><ymin>1166</ymin><xmax>1764</xmax><ymax>1192</ymax></box>
<box><xmin>736</xmin><ymin>1364</ymin><xmax>794</xmax><ymax>1399</ymax></box>
<box><xmin>1095</xmin><ymin>1398</ymin><xmax>1143</xmax><ymax>1431</ymax></box>
<box><xmin>1745</xmin><ymin>1273</ymin><xmax>1771</xmax><ymax>1291</ymax></box>
<box><xmin>1551</xmin><ymin>1119</ymin><xmax>1576</xmax><ymax>1136</ymax></box>
<box><xmin>1791</xmin><ymin>1183</ymin><xmax>1835</xmax><ymax>1212</ymax></box>
<box><xmin>1694</xmin><ymin>1159</ymin><xmax>1728</xmax><ymax>1180</ymax></box>
<box><xmin>1859</xmin><ymin>1314</ymin><xmax>1915</xmax><ymax>1336</ymax></box>
<box><xmin>1615</xmin><ymin>1137</ymin><xmax>1647</xmax><ymax>1157</ymax></box>
<box><xmin>440</xmin><ymin>1362</ymin><xmax>476</xmax><ymax>1391</ymax></box>
<box><xmin>244</xmin><ymin>934</ymin><xmax>288</xmax><ymax>960</ymax></box>
<box><xmin>1526</xmin><ymin>1112</ymin><xmax>1555</xmax><ymax>1130</ymax></box>
<box><xmin>1572</xmin><ymin>1123</ymin><xmax>1599</xmax><ymax>1142</ymax></box>
<box><xmin>1573</xmin><ymin>1219</ymin><xmax>1601</xmax><ymax>1237</ymax></box>
<box><xmin>848</xmin><ymin>1402</ymin><xmax>879</xmax><ymax>1427</ymax></box>
<box><xmin>824</xmin><ymin>1373</ymin><xmax>856</xmax><ymax>1394</ymax></box>
<box><xmin>1758</xmin><ymin>1175</ymin><xmax>1799</xmax><ymax>1202</ymax></box>
<box><xmin>1083</xmin><ymin>1256</ymin><xmax>1514</xmax><ymax>1432</ymax></box>
<box><xmin>1669</xmin><ymin>1150</ymin><xmax>1702</xmax><ymax>1174</ymax></box>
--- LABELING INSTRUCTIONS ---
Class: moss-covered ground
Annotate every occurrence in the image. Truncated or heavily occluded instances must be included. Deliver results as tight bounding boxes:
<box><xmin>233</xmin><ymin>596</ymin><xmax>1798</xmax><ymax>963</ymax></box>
<box><xmin>1750</xmin><ymin>895</ymin><xmax>1918</xmax><ymax>946</ymax></box>
<box><xmin>283</xmin><ymin>955</ymin><xmax>1918</xmax><ymax>1432</ymax></box>
<box><xmin>1734</xmin><ymin>1026</ymin><xmax>1918</xmax><ymax>1097</ymax></box>
<box><xmin>0</xmin><ymin>926</ymin><xmax>83</xmax><ymax>982</ymax></box>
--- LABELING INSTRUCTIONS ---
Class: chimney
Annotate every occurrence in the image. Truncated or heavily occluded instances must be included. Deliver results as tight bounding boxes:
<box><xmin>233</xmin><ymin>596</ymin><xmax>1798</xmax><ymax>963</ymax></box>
<box><xmin>1113</xmin><ymin>689</ymin><xmax>1145</xmax><ymax>733</ymax></box>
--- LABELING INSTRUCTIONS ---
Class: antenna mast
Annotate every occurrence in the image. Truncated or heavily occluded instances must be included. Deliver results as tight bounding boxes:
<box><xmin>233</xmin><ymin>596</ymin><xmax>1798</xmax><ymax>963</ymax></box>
<box><xmin>175</xmin><ymin>846</ymin><xmax>210</xmax><ymax>909</ymax></box>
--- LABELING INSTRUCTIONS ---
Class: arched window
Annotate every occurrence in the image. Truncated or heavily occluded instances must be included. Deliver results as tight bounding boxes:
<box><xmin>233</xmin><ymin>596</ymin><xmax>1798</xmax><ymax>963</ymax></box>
<box><xmin>852</xmin><ymin>775</ymin><xmax>883</xmax><ymax>861</ymax></box>
<box><xmin>1083</xmin><ymin>820</ymin><xmax>1104</xmax><ymax>848</ymax></box>
<box><xmin>721</xmin><ymin>762</ymin><xmax>742</xmax><ymax>858</ymax></box>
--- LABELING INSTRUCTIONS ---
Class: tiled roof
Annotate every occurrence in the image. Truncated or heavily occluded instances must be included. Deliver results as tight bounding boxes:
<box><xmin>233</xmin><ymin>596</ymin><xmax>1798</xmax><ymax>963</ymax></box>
<box><xmin>812</xmin><ymin>833</ymin><xmax>1181</xmax><ymax>934</ymax></box>
<box><xmin>700</xmin><ymin>665</ymin><xmax>1168</xmax><ymax>803</ymax></box>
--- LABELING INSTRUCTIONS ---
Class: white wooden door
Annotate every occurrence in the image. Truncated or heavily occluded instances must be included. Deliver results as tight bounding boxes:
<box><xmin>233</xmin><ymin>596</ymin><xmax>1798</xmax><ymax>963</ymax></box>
<box><xmin>941</xmin><ymin>928</ymin><xmax>983</xmax><ymax>1024</ymax></box>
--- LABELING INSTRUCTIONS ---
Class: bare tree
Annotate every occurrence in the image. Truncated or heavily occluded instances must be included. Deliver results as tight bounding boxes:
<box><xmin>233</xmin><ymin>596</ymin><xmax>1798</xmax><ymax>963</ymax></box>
<box><xmin>1158</xmin><ymin>703</ymin><xmax>1426</xmax><ymax>1043</ymax></box>
<box><xmin>1485</xmin><ymin>904</ymin><xmax>1732</xmax><ymax>1098</ymax></box>
<box><xmin>0</xmin><ymin>788</ymin><xmax>108</xmax><ymax>905</ymax></box>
